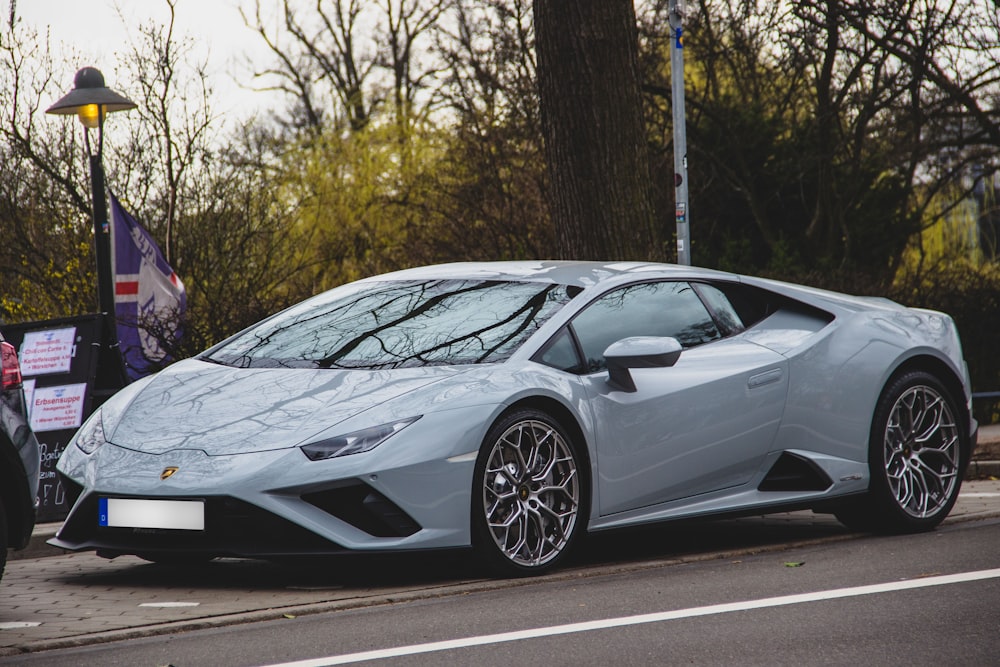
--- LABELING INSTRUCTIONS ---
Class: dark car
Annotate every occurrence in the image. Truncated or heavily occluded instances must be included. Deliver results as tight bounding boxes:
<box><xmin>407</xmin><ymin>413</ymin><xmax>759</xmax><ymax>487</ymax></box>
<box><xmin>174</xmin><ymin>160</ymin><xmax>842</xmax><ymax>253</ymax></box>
<box><xmin>1</xmin><ymin>330</ymin><xmax>40</xmax><ymax>582</ymax></box>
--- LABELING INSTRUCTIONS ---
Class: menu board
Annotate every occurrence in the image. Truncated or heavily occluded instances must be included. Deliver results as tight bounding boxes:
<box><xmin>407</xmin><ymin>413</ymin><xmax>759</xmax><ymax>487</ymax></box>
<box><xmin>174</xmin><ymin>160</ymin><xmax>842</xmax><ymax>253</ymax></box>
<box><xmin>29</xmin><ymin>383</ymin><xmax>88</xmax><ymax>433</ymax></box>
<box><xmin>1</xmin><ymin>315</ymin><xmax>125</xmax><ymax>522</ymax></box>
<box><xmin>19</xmin><ymin>328</ymin><xmax>77</xmax><ymax>376</ymax></box>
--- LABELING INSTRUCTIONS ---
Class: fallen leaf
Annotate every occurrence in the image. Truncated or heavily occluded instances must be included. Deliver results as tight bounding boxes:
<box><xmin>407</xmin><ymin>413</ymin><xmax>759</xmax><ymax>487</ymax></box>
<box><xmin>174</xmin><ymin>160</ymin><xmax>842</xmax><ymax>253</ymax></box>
<box><xmin>784</xmin><ymin>561</ymin><xmax>804</xmax><ymax>568</ymax></box>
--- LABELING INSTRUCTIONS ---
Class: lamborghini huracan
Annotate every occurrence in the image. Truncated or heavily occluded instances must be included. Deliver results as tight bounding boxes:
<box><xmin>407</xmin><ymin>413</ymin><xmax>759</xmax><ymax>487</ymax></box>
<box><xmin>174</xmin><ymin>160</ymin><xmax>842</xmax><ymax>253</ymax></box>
<box><xmin>52</xmin><ymin>262</ymin><xmax>978</xmax><ymax>575</ymax></box>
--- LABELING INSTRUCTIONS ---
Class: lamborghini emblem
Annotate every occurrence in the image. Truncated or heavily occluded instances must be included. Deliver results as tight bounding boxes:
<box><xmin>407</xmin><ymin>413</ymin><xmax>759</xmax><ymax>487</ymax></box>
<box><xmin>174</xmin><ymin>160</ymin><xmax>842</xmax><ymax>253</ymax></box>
<box><xmin>160</xmin><ymin>467</ymin><xmax>179</xmax><ymax>480</ymax></box>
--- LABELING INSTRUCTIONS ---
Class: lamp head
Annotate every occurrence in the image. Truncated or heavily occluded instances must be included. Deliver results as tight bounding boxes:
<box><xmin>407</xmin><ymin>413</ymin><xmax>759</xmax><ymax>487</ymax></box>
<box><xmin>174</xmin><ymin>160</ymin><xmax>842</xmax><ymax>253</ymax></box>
<box><xmin>46</xmin><ymin>67</ymin><xmax>136</xmax><ymax>127</ymax></box>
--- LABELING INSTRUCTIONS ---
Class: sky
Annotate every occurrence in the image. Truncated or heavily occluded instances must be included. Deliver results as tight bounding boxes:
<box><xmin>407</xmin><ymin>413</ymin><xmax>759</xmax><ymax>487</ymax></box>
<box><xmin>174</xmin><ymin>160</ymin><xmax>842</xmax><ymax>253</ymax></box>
<box><xmin>10</xmin><ymin>0</ymin><xmax>277</xmax><ymax>118</ymax></box>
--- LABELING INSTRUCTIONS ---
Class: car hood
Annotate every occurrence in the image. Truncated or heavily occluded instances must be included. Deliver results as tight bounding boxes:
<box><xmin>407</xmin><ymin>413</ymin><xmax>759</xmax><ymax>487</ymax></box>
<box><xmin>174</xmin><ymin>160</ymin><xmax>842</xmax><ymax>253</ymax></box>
<box><xmin>106</xmin><ymin>358</ymin><xmax>471</xmax><ymax>455</ymax></box>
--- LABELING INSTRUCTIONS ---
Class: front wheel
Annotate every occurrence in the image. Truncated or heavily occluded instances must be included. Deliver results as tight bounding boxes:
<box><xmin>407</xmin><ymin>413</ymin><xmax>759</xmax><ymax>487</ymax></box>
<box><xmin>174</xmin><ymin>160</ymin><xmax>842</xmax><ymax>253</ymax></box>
<box><xmin>836</xmin><ymin>371</ymin><xmax>967</xmax><ymax>533</ymax></box>
<box><xmin>472</xmin><ymin>409</ymin><xmax>585</xmax><ymax>576</ymax></box>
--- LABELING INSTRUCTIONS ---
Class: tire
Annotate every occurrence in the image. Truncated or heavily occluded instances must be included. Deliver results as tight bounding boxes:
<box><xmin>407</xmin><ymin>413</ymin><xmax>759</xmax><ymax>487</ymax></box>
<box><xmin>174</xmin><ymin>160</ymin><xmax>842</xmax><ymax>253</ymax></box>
<box><xmin>472</xmin><ymin>409</ymin><xmax>585</xmax><ymax>576</ymax></box>
<box><xmin>836</xmin><ymin>370</ymin><xmax>967</xmax><ymax>533</ymax></box>
<box><xmin>0</xmin><ymin>495</ymin><xmax>8</xmax><ymax>585</ymax></box>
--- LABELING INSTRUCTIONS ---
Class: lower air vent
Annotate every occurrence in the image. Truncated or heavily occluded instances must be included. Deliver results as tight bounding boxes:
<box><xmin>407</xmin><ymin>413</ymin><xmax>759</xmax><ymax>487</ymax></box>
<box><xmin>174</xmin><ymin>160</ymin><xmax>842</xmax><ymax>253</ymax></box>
<box><xmin>303</xmin><ymin>483</ymin><xmax>421</xmax><ymax>538</ymax></box>
<box><xmin>56</xmin><ymin>493</ymin><xmax>341</xmax><ymax>557</ymax></box>
<box><xmin>758</xmin><ymin>452</ymin><xmax>833</xmax><ymax>492</ymax></box>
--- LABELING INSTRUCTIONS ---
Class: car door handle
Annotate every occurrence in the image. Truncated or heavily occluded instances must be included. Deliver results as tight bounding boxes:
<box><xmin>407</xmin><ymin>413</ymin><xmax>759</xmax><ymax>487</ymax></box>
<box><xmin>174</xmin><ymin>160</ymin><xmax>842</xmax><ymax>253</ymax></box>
<box><xmin>748</xmin><ymin>368</ymin><xmax>783</xmax><ymax>389</ymax></box>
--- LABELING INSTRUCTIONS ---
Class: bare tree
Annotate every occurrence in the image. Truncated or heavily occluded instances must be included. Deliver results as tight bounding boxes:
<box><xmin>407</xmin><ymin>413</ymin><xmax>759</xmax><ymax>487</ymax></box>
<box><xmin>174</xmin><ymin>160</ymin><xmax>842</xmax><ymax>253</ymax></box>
<box><xmin>378</xmin><ymin>0</ymin><xmax>448</xmax><ymax>127</ymax></box>
<box><xmin>245</xmin><ymin>0</ymin><xmax>444</xmax><ymax>135</ymax></box>
<box><xmin>0</xmin><ymin>2</ymin><xmax>315</xmax><ymax>354</ymax></box>
<box><xmin>116</xmin><ymin>0</ymin><xmax>217</xmax><ymax>266</ymax></box>
<box><xmin>638</xmin><ymin>0</ymin><xmax>1000</xmax><ymax>274</ymax></box>
<box><xmin>0</xmin><ymin>11</ymin><xmax>98</xmax><ymax>320</ymax></box>
<box><xmin>793</xmin><ymin>0</ymin><xmax>1000</xmax><ymax>267</ymax></box>
<box><xmin>433</xmin><ymin>0</ymin><xmax>552</xmax><ymax>260</ymax></box>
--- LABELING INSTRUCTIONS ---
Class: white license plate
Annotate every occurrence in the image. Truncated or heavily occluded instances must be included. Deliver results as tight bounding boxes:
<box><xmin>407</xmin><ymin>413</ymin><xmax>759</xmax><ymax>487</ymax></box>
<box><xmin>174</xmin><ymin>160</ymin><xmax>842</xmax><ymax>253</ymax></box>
<box><xmin>98</xmin><ymin>498</ymin><xmax>205</xmax><ymax>531</ymax></box>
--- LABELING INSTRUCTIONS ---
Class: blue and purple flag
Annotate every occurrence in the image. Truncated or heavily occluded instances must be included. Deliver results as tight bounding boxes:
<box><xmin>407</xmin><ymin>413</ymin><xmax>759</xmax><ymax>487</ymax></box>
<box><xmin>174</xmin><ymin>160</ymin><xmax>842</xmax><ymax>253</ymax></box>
<box><xmin>110</xmin><ymin>193</ymin><xmax>186</xmax><ymax>381</ymax></box>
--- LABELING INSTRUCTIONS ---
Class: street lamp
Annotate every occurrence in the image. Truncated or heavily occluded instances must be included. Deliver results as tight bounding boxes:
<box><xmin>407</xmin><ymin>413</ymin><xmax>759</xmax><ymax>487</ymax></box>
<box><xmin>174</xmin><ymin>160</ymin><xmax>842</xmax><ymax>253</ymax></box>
<box><xmin>45</xmin><ymin>67</ymin><xmax>136</xmax><ymax>316</ymax></box>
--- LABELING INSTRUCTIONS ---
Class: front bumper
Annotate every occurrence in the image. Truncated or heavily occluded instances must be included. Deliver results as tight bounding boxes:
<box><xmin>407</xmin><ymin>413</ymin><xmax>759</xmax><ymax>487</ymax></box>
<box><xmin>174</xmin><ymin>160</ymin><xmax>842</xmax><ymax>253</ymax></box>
<box><xmin>52</xmin><ymin>406</ymin><xmax>489</xmax><ymax>558</ymax></box>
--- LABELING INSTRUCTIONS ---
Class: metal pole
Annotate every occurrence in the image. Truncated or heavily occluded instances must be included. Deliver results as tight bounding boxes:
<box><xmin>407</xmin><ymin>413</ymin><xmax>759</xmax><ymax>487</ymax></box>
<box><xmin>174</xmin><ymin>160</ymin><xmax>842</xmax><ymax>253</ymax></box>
<box><xmin>88</xmin><ymin>149</ymin><xmax>129</xmax><ymax>391</ymax></box>
<box><xmin>669</xmin><ymin>0</ymin><xmax>691</xmax><ymax>265</ymax></box>
<box><xmin>88</xmin><ymin>152</ymin><xmax>115</xmax><ymax>315</ymax></box>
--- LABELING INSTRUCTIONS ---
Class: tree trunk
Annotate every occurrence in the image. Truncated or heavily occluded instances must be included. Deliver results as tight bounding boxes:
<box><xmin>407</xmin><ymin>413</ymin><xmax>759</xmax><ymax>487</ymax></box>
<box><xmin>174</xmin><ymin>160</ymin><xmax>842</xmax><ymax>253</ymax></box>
<box><xmin>533</xmin><ymin>0</ymin><xmax>661</xmax><ymax>260</ymax></box>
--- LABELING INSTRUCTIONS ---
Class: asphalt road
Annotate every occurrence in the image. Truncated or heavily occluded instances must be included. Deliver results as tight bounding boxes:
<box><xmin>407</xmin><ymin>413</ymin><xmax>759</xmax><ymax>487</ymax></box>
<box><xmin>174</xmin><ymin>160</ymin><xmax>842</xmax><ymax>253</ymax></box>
<box><xmin>3</xmin><ymin>517</ymin><xmax>999</xmax><ymax>666</ymax></box>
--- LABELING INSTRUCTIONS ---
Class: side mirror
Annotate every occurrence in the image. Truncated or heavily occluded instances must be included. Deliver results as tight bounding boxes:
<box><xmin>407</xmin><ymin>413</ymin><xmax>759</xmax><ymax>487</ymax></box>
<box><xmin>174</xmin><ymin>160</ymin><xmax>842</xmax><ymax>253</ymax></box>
<box><xmin>604</xmin><ymin>336</ymin><xmax>682</xmax><ymax>393</ymax></box>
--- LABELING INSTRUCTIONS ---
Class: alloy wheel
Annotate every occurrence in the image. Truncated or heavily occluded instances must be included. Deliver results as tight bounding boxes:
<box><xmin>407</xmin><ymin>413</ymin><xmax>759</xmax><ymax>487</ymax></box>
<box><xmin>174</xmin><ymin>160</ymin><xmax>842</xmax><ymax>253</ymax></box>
<box><xmin>882</xmin><ymin>384</ymin><xmax>960</xmax><ymax>519</ymax></box>
<box><xmin>481</xmin><ymin>418</ymin><xmax>580</xmax><ymax>569</ymax></box>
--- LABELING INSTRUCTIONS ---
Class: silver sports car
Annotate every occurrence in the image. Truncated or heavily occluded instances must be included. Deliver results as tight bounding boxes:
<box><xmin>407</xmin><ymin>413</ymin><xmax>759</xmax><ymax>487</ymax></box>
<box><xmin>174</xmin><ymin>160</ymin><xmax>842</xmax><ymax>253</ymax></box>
<box><xmin>52</xmin><ymin>261</ymin><xmax>978</xmax><ymax>575</ymax></box>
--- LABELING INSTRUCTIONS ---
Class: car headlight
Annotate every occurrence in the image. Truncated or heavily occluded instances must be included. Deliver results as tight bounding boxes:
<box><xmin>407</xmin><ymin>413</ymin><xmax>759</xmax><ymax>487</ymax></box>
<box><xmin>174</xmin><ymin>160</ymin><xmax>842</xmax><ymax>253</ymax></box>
<box><xmin>300</xmin><ymin>417</ymin><xmax>420</xmax><ymax>461</ymax></box>
<box><xmin>74</xmin><ymin>408</ymin><xmax>108</xmax><ymax>455</ymax></box>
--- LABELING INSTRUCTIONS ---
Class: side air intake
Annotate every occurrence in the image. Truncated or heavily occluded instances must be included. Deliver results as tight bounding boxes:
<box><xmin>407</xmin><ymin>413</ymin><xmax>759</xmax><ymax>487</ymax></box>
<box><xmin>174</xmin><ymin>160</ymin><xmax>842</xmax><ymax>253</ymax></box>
<box><xmin>303</xmin><ymin>482</ymin><xmax>421</xmax><ymax>538</ymax></box>
<box><xmin>758</xmin><ymin>452</ymin><xmax>833</xmax><ymax>492</ymax></box>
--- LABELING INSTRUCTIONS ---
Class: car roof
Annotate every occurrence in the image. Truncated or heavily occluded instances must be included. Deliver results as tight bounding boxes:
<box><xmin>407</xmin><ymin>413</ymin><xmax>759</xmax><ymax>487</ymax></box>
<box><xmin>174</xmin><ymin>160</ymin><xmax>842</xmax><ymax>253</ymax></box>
<box><xmin>357</xmin><ymin>261</ymin><xmax>739</xmax><ymax>289</ymax></box>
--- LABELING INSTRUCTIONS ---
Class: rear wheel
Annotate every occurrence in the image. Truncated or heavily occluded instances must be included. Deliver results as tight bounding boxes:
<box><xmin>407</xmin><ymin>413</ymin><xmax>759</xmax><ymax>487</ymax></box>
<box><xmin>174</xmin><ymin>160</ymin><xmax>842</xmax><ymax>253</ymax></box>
<box><xmin>836</xmin><ymin>371</ymin><xmax>966</xmax><ymax>533</ymax></box>
<box><xmin>472</xmin><ymin>409</ymin><xmax>585</xmax><ymax>576</ymax></box>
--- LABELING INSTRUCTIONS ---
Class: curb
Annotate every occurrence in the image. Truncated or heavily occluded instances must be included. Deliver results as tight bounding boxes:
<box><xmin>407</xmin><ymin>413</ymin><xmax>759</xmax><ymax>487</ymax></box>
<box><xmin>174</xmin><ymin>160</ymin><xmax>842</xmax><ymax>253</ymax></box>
<box><xmin>968</xmin><ymin>459</ymin><xmax>1000</xmax><ymax>481</ymax></box>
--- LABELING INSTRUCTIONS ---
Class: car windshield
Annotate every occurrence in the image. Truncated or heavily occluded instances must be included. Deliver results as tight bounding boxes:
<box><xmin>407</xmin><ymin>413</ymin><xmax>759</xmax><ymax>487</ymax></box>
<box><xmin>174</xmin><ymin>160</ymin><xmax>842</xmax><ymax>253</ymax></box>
<box><xmin>203</xmin><ymin>279</ymin><xmax>574</xmax><ymax>369</ymax></box>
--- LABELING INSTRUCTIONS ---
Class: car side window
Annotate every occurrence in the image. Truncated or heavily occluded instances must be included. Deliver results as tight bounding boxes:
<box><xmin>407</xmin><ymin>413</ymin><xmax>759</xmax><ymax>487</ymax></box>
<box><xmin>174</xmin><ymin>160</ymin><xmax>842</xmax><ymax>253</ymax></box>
<box><xmin>570</xmin><ymin>281</ymin><xmax>722</xmax><ymax>373</ymax></box>
<box><xmin>535</xmin><ymin>328</ymin><xmax>584</xmax><ymax>373</ymax></box>
<box><xmin>692</xmin><ymin>283</ymin><xmax>745</xmax><ymax>335</ymax></box>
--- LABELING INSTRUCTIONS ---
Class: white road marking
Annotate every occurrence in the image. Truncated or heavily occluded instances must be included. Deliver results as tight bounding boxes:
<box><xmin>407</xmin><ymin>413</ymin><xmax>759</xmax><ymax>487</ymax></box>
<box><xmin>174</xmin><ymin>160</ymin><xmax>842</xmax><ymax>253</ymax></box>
<box><xmin>962</xmin><ymin>493</ymin><xmax>1000</xmax><ymax>498</ymax></box>
<box><xmin>138</xmin><ymin>602</ymin><xmax>200</xmax><ymax>608</ymax></box>
<box><xmin>258</xmin><ymin>568</ymin><xmax>1000</xmax><ymax>667</ymax></box>
<box><xmin>0</xmin><ymin>622</ymin><xmax>41</xmax><ymax>630</ymax></box>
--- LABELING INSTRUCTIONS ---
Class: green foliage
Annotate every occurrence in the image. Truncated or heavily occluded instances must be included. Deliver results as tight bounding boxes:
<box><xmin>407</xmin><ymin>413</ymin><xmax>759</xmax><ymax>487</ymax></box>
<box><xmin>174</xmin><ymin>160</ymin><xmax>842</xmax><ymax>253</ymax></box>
<box><xmin>0</xmin><ymin>136</ymin><xmax>97</xmax><ymax>323</ymax></box>
<box><xmin>272</xmin><ymin>99</ymin><xmax>551</xmax><ymax>293</ymax></box>
<box><xmin>902</xmin><ymin>192</ymin><xmax>982</xmax><ymax>270</ymax></box>
<box><xmin>0</xmin><ymin>251</ymin><xmax>94</xmax><ymax>323</ymax></box>
<box><xmin>275</xmin><ymin>119</ymin><xmax>443</xmax><ymax>291</ymax></box>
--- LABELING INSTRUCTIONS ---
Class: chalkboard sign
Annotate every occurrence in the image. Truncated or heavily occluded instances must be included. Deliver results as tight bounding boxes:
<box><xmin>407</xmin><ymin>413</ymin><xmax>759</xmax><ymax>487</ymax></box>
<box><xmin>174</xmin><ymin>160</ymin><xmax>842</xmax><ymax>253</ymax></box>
<box><xmin>1</xmin><ymin>314</ymin><xmax>126</xmax><ymax>522</ymax></box>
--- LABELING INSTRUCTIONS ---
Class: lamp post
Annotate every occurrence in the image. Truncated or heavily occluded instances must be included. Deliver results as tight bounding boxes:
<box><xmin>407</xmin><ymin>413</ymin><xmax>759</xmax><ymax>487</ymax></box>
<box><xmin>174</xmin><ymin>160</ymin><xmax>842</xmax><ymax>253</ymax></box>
<box><xmin>46</xmin><ymin>67</ymin><xmax>136</xmax><ymax>394</ymax></box>
<box><xmin>45</xmin><ymin>67</ymin><xmax>136</xmax><ymax>316</ymax></box>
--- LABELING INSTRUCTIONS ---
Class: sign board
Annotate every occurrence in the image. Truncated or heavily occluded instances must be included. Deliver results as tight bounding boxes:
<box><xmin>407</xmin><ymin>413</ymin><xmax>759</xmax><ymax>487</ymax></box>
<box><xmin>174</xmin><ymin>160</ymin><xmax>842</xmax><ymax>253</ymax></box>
<box><xmin>30</xmin><ymin>383</ymin><xmax>88</xmax><ymax>433</ymax></box>
<box><xmin>1</xmin><ymin>314</ymin><xmax>126</xmax><ymax>522</ymax></box>
<box><xmin>19</xmin><ymin>328</ymin><xmax>77</xmax><ymax>376</ymax></box>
